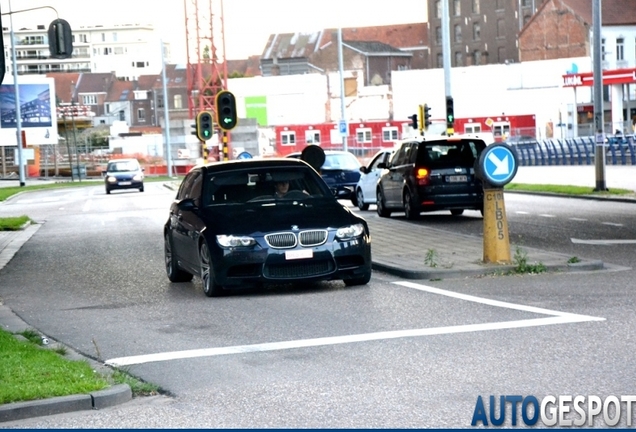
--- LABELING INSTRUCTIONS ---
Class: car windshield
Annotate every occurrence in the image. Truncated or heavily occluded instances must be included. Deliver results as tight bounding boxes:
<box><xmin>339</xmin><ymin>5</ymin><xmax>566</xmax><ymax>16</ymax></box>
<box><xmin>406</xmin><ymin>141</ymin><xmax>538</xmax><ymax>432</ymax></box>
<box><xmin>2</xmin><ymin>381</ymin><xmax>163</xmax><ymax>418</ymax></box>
<box><xmin>108</xmin><ymin>161</ymin><xmax>139</xmax><ymax>172</ymax></box>
<box><xmin>202</xmin><ymin>167</ymin><xmax>329</xmax><ymax>206</ymax></box>
<box><xmin>417</xmin><ymin>140</ymin><xmax>486</xmax><ymax>168</ymax></box>
<box><xmin>322</xmin><ymin>153</ymin><xmax>361</xmax><ymax>170</ymax></box>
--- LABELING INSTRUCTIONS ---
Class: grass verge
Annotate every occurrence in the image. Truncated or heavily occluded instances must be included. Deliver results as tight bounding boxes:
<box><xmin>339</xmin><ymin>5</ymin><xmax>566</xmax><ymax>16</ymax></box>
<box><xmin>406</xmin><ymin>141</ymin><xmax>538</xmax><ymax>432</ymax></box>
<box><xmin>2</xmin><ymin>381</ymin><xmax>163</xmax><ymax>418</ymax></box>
<box><xmin>506</xmin><ymin>182</ymin><xmax>635</xmax><ymax>196</ymax></box>
<box><xmin>0</xmin><ymin>327</ymin><xmax>159</xmax><ymax>404</ymax></box>
<box><xmin>0</xmin><ymin>215</ymin><xmax>30</xmax><ymax>231</ymax></box>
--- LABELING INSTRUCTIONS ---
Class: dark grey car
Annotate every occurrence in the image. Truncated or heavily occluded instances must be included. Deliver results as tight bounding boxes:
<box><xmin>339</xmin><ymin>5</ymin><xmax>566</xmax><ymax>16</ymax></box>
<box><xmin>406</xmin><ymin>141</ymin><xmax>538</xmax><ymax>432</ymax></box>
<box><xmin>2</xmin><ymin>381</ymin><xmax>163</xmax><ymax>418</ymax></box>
<box><xmin>376</xmin><ymin>137</ymin><xmax>487</xmax><ymax>219</ymax></box>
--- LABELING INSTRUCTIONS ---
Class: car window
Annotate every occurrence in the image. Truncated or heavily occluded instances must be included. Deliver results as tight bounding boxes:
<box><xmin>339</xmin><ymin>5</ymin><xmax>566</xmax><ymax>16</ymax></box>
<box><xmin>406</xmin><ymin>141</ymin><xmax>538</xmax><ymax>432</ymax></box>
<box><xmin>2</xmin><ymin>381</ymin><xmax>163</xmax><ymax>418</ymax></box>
<box><xmin>416</xmin><ymin>140</ymin><xmax>486</xmax><ymax>167</ymax></box>
<box><xmin>369</xmin><ymin>151</ymin><xmax>390</xmax><ymax>171</ymax></box>
<box><xmin>322</xmin><ymin>153</ymin><xmax>360</xmax><ymax>170</ymax></box>
<box><xmin>177</xmin><ymin>171</ymin><xmax>197</xmax><ymax>200</ymax></box>
<box><xmin>391</xmin><ymin>143</ymin><xmax>413</xmax><ymax>166</ymax></box>
<box><xmin>202</xmin><ymin>167</ymin><xmax>329</xmax><ymax>206</ymax></box>
<box><xmin>107</xmin><ymin>160</ymin><xmax>139</xmax><ymax>172</ymax></box>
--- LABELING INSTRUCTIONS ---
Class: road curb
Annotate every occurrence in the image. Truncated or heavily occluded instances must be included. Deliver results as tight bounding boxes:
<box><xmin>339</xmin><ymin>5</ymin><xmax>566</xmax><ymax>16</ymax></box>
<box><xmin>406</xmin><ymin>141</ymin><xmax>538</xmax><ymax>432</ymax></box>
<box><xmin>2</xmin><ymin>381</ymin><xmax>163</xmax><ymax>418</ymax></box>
<box><xmin>372</xmin><ymin>259</ymin><xmax>605</xmax><ymax>280</ymax></box>
<box><xmin>0</xmin><ymin>385</ymin><xmax>132</xmax><ymax>423</ymax></box>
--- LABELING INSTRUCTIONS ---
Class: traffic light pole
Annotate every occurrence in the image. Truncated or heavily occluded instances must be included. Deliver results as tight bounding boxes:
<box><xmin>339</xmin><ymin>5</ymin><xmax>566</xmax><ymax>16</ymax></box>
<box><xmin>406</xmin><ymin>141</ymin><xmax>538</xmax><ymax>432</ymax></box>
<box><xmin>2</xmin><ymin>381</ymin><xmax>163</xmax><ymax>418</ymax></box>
<box><xmin>221</xmin><ymin>131</ymin><xmax>229</xmax><ymax>161</ymax></box>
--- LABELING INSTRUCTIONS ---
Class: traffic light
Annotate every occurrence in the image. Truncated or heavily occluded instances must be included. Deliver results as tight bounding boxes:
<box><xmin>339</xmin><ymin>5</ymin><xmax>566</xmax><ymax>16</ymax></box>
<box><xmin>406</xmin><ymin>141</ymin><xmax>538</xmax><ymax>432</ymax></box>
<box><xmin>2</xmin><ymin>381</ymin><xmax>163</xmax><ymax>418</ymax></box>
<box><xmin>445</xmin><ymin>96</ymin><xmax>454</xmax><ymax>129</ymax></box>
<box><xmin>408</xmin><ymin>114</ymin><xmax>418</xmax><ymax>130</ymax></box>
<box><xmin>195</xmin><ymin>111</ymin><xmax>214</xmax><ymax>141</ymax></box>
<box><xmin>418</xmin><ymin>105</ymin><xmax>424</xmax><ymax>130</ymax></box>
<box><xmin>216</xmin><ymin>90</ymin><xmax>237</xmax><ymax>131</ymax></box>
<box><xmin>423</xmin><ymin>103</ymin><xmax>431</xmax><ymax>130</ymax></box>
<box><xmin>48</xmin><ymin>19</ymin><xmax>73</xmax><ymax>59</ymax></box>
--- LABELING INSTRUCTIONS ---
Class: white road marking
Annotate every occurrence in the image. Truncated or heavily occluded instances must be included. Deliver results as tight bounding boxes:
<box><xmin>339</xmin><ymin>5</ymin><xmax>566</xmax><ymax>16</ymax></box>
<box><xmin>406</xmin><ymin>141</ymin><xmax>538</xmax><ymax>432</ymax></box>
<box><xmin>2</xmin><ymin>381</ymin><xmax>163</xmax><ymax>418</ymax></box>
<box><xmin>105</xmin><ymin>282</ymin><xmax>604</xmax><ymax>367</ymax></box>
<box><xmin>571</xmin><ymin>238</ymin><xmax>636</xmax><ymax>245</ymax></box>
<box><xmin>569</xmin><ymin>217</ymin><xmax>587</xmax><ymax>221</ymax></box>
<box><xmin>601</xmin><ymin>222</ymin><xmax>623</xmax><ymax>227</ymax></box>
<box><xmin>515</xmin><ymin>211</ymin><xmax>530</xmax><ymax>215</ymax></box>
<box><xmin>538</xmin><ymin>214</ymin><xmax>556</xmax><ymax>218</ymax></box>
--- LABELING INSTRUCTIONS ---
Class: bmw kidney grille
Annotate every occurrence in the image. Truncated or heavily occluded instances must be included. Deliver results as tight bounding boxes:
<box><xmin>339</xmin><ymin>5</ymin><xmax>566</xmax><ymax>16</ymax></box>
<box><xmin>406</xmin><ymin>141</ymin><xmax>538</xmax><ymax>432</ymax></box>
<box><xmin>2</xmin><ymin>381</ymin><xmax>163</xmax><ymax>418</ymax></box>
<box><xmin>265</xmin><ymin>230</ymin><xmax>328</xmax><ymax>249</ymax></box>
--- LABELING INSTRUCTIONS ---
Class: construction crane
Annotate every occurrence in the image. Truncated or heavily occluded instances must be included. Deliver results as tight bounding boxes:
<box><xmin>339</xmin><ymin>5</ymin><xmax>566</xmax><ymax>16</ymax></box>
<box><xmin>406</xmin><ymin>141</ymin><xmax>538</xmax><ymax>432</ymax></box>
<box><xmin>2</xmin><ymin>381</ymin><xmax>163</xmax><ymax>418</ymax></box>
<box><xmin>183</xmin><ymin>0</ymin><xmax>228</xmax><ymax>160</ymax></box>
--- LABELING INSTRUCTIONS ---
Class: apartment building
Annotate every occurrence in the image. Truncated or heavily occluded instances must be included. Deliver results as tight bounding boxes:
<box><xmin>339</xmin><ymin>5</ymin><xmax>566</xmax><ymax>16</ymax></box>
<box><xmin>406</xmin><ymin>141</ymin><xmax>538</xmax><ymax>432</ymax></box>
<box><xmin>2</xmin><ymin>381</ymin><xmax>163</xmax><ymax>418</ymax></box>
<box><xmin>2</xmin><ymin>23</ymin><xmax>169</xmax><ymax>81</ymax></box>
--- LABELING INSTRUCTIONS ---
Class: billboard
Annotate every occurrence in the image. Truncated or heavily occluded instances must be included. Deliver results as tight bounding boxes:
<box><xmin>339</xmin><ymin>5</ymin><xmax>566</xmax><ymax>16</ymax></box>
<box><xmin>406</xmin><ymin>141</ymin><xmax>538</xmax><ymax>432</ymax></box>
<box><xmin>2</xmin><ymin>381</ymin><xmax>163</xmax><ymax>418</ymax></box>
<box><xmin>0</xmin><ymin>76</ymin><xmax>58</xmax><ymax>146</ymax></box>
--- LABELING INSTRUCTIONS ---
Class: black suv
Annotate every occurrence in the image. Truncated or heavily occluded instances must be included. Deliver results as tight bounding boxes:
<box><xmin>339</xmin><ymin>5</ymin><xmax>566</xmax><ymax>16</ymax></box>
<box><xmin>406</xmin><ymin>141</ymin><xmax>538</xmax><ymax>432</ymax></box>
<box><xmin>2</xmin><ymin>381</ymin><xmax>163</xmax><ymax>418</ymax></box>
<box><xmin>376</xmin><ymin>137</ymin><xmax>486</xmax><ymax>219</ymax></box>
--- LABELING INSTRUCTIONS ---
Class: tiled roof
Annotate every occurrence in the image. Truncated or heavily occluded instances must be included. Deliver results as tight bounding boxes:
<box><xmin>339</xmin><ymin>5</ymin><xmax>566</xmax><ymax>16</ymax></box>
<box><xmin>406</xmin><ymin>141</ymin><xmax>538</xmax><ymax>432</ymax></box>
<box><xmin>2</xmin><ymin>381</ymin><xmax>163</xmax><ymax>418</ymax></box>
<box><xmin>75</xmin><ymin>72</ymin><xmax>116</xmax><ymax>95</ymax></box>
<box><xmin>261</xmin><ymin>32</ymin><xmax>323</xmax><ymax>59</ymax></box>
<box><xmin>46</xmin><ymin>73</ymin><xmax>81</xmax><ymax>104</ymax></box>
<box><xmin>321</xmin><ymin>23</ymin><xmax>428</xmax><ymax>49</ymax></box>
<box><xmin>542</xmin><ymin>0</ymin><xmax>636</xmax><ymax>26</ymax></box>
<box><xmin>225</xmin><ymin>55</ymin><xmax>261</xmax><ymax>77</ymax></box>
<box><xmin>343</xmin><ymin>40</ymin><xmax>412</xmax><ymax>56</ymax></box>
<box><xmin>107</xmin><ymin>80</ymin><xmax>134</xmax><ymax>102</ymax></box>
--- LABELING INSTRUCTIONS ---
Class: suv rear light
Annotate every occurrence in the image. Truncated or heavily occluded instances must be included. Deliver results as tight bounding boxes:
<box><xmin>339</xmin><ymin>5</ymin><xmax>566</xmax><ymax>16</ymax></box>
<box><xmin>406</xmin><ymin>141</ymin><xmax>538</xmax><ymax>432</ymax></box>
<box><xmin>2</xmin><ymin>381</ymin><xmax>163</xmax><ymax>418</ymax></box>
<box><xmin>414</xmin><ymin>167</ymin><xmax>430</xmax><ymax>186</ymax></box>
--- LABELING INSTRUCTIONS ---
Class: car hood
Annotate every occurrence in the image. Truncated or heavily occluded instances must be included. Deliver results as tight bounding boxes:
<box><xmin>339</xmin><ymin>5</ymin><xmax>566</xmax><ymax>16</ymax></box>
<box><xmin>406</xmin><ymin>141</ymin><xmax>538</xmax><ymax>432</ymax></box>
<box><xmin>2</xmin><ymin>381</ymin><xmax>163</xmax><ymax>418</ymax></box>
<box><xmin>198</xmin><ymin>199</ymin><xmax>363</xmax><ymax>234</ymax></box>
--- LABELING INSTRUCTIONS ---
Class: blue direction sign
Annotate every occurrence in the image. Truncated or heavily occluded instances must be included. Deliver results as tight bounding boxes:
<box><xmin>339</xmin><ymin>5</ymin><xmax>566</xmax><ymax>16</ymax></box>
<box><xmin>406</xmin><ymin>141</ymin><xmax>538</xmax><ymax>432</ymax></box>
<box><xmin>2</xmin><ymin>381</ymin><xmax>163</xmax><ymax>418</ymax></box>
<box><xmin>478</xmin><ymin>143</ymin><xmax>518</xmax><ymax>187</ymax></box>
<box><xmin>236</xmin><ymin>151</ymin><xmax>253</xmax><ymax>160</ymax></box>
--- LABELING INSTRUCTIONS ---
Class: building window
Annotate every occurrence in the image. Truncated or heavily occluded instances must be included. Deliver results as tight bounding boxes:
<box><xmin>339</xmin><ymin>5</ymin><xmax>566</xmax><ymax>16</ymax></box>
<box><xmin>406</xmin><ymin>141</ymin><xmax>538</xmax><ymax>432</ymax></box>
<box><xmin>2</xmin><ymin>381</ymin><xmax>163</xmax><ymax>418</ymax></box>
<box><xmin>101</xmin><ymin>33</ymin><xmax>106</xmax><ymax>42</ymax></box>
<box><xmin>497</xmin><ymin>19</ymin><xmax>505</xmax><ymax>37</ymax></box>
<box><xmin>305</xmin><ymin>130</ymin><xmax>320</xmax><ymax>145</ymax></box>
<box><xmin>382</xmin><ymin>127</ymin><xmax>398</xmax><ymax>142</ymax></box>
<box><xmin>82</xmin><ymin>95</ymin><xmax>97</xmax><ymax>105</ymax></box>
<box><xmin>173</xmin><ymin>94</ymin><xmax>182</xmax><ymax>109</ymax></box>
<box><xmin>521</xmin><ymin>0</ymin><xmax>531</xmax><ymax>6</ymax></box>
<box><xmin>616</xmin><ymin>37</ymin><xmax>624</xmax><ymax>61</ymax></box>
<box><xmin>138</xmin><ymin>108</ymin><xmax>145</xmax><ymax>122</ymax></box>
<box><xmin>437</xmin><ymin>53</ymin><xmax>443</xmax><ymax>68</ymax></box>
<box><xmin>473</xmin><ymin>22</ymin><xmax>481</xmax><ymax>40</ymax></box>
<box><xmin>454</xmin><ymin>24</ymin><xmax>462</xmax><ymax>43</ymax></box>
<box><xmin>157</xmin><ymin>97</ymin><xmax>164</xmax><ymax>109</ymax></box>
<box><xmin>453</xmin><ymin>0</ymin><xmax>461</xmax><ymax>16</ymax></box>
<box><xmin>112</xmin><ymin>32</ymin><xmax>118</xmax><ymax>42</ymax></box>
<box><xmin>356</xmin><ymin>128</ymin><xmax>372</xmax><ymax>143</ymax></box>
<box><xmin>454</xmin><ymin>51</ymin><xmax>463</xmax><ymax>66</ymax></box>
<box><xmin>473</xmin><ymin>50</ymin><xmax>481</xmax><ymax>65</ymax></box>
<box><xmin>472</xmin><ymin>0</ymin><xmax>480</xmax><ymax>14</ymax></box>
<box><xmin>435</xmin><ymin>0</ymin><xmax>442</xmax><ymax>18</ymax></box>
<box><xmin>135</xmin><ymin>61</ymin><xmax>145</xmax><ymax>68</ymax></box>
<box><xmin>496</xmin><ymin>0</ymin><xmax>505</xmax><ymax>10</ymax></box>
<box><xmin>436</xmin><ymin>26</ymin><xmax>442</xmax><ymax>45</ymax></box>
<box><xmin>281</xmin><ymin>131</ymin><xmax>296</xmax><ymax>145</ymax></box>
<box><xmin>464</xmin><ymin>123</ymin><xmax>482</xmax><ymax>133</ymax></box>
<box><xmin>601</xmin><ymin>38</ymin><xmax>606</xmax><ymax>61</ymax></box>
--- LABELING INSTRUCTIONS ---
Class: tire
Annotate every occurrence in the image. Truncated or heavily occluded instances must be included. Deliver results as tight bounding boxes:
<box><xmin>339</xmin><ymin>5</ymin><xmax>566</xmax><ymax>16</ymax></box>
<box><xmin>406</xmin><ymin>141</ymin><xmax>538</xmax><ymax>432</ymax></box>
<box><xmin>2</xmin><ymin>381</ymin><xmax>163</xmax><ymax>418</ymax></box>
<box><xmin>450</xmin><ymin>209</ymin><xmax>464</xmax><ymax>216</ymax></box>
<box><xmin>165</xmin><ymin>232</ymin><xmax>193</xmax><ymax>282</ymax></box>
<box><xmin>356</xmin><ymin>188</ymin><xmax>369</xmax><ymax>211</ymax></box>
<box><xmin>106</xmin><ymin>188</ymin><xmax>111</xmax><ymax>195</ymax></box>
<box><xmin>376</xmin><ymin>189</ymin><xmax>391</xmax><ymax>218</ymax></box>
<box><xmin>200</xmin><ymin>240</ymin><xmax>225</xmax><ymax>297</ymax></box>
<box><xmin>139</xmin><ymin>185</ymin><xmax>144</xmax><ymax>192</ymax></box>
<box><xmin>344</xmin><ymin>269</ymin><xmax>371</xmax><ymax>286</ymax></box>
<box><xmin>403</xmin><ymin>190</ymin><xmax>420</xmax><ymax>220</ymax></box>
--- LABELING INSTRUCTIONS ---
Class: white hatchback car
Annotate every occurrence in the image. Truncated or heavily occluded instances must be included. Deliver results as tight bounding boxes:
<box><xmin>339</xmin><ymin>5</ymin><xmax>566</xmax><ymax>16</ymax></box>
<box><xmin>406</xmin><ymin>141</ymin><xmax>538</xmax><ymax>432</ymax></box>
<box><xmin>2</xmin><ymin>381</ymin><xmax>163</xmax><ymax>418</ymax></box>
<box><xmin>354</xmin><ymin>149</ymin><xmax>393</xmax><ymax>210</ymax></box>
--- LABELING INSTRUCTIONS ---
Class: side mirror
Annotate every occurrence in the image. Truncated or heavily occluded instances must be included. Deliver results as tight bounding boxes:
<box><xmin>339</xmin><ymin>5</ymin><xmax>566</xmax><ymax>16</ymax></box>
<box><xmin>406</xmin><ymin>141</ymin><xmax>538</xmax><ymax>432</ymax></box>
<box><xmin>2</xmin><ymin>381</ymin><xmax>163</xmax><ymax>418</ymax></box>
<box><xmin>359</xmin><ymin>166</ymin><xmax>368</xmax><ymax>174</ymax></box>
<box><xmin>177</xmin><ymin>198</ymin><xmax>197</xmax><ymax>211</ymax></box>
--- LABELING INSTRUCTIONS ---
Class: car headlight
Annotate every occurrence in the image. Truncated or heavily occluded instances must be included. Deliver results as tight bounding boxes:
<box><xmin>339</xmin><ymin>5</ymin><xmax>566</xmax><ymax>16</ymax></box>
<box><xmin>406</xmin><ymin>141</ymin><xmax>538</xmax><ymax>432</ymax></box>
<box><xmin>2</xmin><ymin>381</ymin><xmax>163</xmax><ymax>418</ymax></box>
<box><xmin>216</xmin><ymin>235</ymin><xmax>256</xmax><ymax>248</ymax></box>
<box><xmin>133</xmin><ymin>174</ymin><xmax>143</xmax><ymax>181</ymax></box>
<box><xmin>107</xmin><ymin>176</ymin><xmax>117</xmax><ymax>183</ymax></box>
<box><xmin>335</xmin><ymin>223</ymin><xmax>365</xmax><ymax>240</ymax></box>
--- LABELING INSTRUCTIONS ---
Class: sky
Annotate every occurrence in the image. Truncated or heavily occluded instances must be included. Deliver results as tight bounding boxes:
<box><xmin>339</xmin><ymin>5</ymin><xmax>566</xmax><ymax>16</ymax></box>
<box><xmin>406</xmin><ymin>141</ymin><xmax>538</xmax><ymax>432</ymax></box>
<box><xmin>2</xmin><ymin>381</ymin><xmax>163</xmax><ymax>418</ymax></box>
<box><xmin>0</xmin><ymin>0</ymin><xmax>428</xmax><ymax>61</ymax></box>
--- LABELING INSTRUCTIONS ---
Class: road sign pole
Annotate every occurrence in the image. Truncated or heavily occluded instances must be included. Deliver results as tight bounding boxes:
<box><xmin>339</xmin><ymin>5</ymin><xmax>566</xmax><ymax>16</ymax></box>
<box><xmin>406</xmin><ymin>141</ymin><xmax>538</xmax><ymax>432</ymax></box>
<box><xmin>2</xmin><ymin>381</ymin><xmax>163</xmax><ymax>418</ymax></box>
<box><xmin>222</xmin><ymin>130</ymin><xmax>229</xmax><ymax>161</ymax></box>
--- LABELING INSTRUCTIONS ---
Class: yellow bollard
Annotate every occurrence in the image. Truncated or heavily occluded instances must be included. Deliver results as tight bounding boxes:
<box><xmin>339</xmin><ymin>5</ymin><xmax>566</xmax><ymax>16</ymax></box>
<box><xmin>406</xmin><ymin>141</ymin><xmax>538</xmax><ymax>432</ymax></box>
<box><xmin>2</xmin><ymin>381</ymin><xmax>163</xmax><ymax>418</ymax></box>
<box><xmin>482</xmin><ymin>188</ymin><xmax>511</xmax><ymax>264</ymax></box>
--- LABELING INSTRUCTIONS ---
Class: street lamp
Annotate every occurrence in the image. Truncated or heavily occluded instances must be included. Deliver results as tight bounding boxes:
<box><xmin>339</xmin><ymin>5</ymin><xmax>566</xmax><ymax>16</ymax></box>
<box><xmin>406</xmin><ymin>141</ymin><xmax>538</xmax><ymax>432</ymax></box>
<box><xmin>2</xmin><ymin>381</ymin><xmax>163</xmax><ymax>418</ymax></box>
<box><xmin>8</xmin><ymin>0</ymin><xmax>25</xmax><ymax>186</ymax></box>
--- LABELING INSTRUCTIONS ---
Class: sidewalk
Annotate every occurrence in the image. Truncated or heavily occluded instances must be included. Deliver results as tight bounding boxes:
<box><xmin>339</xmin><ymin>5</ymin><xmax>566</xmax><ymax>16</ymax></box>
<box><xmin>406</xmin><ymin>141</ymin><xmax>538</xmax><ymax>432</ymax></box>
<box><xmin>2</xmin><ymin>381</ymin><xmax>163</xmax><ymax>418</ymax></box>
<box><xmin>0</xmin><ymin>168</ymin><xmax>630</xmax><ymax>422</ymax></box>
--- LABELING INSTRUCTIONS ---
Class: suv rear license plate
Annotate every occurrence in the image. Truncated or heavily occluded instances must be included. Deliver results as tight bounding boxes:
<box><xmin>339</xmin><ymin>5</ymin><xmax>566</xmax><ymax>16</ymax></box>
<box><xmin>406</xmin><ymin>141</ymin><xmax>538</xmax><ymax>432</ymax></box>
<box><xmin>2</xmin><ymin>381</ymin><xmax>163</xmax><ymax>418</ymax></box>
<box><xmin>285</xmin><ymin>249</ymin><xmax>313</xmax><ymax>260</ymax></box>
<box><xmin>447</xmin><ymin>175</ymin><xmax>467</xmax><ymax>182</ymax></box>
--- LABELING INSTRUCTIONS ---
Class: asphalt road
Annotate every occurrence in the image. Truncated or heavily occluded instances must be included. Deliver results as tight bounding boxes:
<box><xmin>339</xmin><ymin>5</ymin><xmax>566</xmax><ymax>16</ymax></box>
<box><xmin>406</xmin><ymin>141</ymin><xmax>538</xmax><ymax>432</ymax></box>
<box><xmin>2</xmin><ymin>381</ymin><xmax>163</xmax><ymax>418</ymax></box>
<box><xmin>1</xmin><ymin>182</ymin><xmax>635</xmax><ymax>428</ymax></box>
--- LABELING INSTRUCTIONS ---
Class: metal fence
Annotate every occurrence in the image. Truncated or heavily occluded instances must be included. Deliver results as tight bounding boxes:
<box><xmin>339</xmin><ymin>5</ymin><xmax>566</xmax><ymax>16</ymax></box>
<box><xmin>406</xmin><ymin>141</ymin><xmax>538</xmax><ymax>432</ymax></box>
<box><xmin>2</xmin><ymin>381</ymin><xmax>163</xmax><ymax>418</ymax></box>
<box><xmin>509</xmin><ymin>135</ymin><xmax>636</xmax><ymax>166</ymax></box>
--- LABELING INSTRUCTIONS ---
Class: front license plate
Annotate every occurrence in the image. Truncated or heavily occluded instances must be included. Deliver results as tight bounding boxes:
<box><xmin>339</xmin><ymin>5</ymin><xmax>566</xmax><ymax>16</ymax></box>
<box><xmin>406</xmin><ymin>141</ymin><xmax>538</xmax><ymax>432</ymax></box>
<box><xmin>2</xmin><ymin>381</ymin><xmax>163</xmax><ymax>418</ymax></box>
<box><xmin>447</xmin><ymin>175</ymin><xmax>467</xmax><ymax>182</ymax></box>
<box><xmin>285</xmin><ymin>249</ymin><xmax>313</xmax><ymax>260</ymax></box>
<box><xmin>118</xmin><ymin>181</ymin><xmax>132</xmax><ymax>185</ymax></box>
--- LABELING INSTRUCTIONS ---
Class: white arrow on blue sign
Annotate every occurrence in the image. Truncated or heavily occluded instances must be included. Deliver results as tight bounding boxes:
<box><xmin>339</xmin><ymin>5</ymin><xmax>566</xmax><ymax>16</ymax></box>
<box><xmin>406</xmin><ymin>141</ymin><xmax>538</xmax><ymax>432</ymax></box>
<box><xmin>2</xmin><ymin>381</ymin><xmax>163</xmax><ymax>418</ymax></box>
<box><xmin>482</xmin><ymin>145</ymin><xmax>518</xmax><ymax>187</ymax></box>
